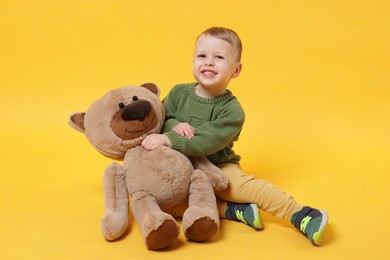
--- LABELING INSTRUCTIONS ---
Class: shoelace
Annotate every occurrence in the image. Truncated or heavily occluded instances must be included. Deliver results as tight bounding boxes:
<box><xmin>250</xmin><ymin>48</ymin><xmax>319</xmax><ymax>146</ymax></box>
<box><xmin>293</xmin><ymin>206</ymin><xmax>321</xmax><ymax>231</ymax></box>
<box><xmin>300</xmin><ymin>216</ymin><xmax>312</xmax><ymax>233</ymax></box>
<box><xmin>235</xmin><ymin>209</ymin><xmax>247</xmax><ymax>224</ymax></box>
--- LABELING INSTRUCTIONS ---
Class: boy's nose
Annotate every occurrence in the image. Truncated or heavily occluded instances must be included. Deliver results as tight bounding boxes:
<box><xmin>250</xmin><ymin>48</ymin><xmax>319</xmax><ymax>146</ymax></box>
<box><xmin>205</xmin><ymin>59</ymin><xmax>214</xmax><ymax>66</ymax></box>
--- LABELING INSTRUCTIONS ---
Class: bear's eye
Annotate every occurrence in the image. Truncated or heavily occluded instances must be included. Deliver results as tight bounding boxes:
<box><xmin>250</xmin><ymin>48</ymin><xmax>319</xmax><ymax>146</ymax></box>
<box><xmin>132</xmin><ymin>96</ymin><xmax>138</xmax><ymax>101</ymax></box>
<box><xmin>118</xmin><ymin>102</ymin><xmax>125</xmax><ymax>109</ymax></box>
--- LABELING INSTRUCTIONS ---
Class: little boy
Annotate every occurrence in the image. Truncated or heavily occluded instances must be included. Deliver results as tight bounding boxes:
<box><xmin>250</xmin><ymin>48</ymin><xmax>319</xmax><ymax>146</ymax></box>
<box><xmin>142</xmin><ymin>27</ymin><xmax>328</xmax><ymax>245</ymax></box>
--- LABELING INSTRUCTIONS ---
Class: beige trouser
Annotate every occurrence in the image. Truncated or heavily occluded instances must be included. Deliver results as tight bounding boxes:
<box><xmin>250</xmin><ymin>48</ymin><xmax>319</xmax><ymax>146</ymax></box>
<box><xmin>167</xmin><ymin>163</ymin><xmax>303</xmax><ymax>220</ymax></box>
<box><xmin>216</xmin><ymin>163</ymin><xmax>303</xmax><ymax>220</ymax></box>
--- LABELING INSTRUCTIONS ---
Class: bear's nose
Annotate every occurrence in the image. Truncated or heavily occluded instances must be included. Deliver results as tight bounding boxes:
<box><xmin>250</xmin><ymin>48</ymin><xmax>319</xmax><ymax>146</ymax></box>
<box><xmin>121</xmin><ymin>101</ymin><xmax>151</xmax><ymax>121</ymax></box>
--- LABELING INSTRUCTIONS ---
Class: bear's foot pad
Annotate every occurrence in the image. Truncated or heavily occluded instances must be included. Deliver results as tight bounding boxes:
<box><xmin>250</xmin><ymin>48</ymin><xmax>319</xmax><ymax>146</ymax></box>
<box><xmin>146</xmin><ymin>219</ymin><xmax>179</xmax><ymax>250</ymax></box>
<box><xmin>185</xmin><ymin>217</ymin><xmax>218</xmax><ymax>242</ymax></box>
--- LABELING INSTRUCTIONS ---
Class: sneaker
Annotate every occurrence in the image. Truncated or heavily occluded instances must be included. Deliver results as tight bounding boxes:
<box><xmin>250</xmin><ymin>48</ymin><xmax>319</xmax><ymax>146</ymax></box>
<box><xmin>291</xmin><ymin>206</ymin><xmax>328</xmax><ymax>246</ymax></box>
<box><xmin>225</xmin><ymin>202</ymin><xmax>264</xmax><ymax>230</ymax></box>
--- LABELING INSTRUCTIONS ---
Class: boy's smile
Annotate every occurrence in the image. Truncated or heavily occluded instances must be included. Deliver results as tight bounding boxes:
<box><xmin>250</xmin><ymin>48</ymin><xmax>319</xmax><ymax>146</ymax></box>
<box><xmin>201</xmin><ymin>69</ymin><xmax>217</xmax><ymax>77</ymax></box>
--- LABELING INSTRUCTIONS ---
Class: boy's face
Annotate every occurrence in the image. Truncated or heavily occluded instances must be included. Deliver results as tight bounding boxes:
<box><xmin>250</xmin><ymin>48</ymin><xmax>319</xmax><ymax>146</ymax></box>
<box><xmin>192</xmin><ymin>34</ymin><xmax>242</xmax><ymax>95</ymax></box>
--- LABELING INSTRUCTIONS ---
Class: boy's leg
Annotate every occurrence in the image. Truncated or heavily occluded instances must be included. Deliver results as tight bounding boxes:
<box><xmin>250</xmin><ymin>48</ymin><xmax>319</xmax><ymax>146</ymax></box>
<box><xmin>216</xmin><ymin>163</ymin><xmax>302</xmax><ymax>220</ymax></box>
<box><xmin>217</xmin><ymin>163</ymin><xmax>328</xmax><ymax>245</ymax></box>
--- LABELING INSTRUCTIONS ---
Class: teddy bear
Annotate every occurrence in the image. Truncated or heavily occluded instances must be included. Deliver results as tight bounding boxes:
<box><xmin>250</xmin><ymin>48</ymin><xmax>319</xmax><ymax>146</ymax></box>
<box><xmin>69</xmin><ymin>83</ymin><xmax>228</xmax><ymax>250</ymax></box>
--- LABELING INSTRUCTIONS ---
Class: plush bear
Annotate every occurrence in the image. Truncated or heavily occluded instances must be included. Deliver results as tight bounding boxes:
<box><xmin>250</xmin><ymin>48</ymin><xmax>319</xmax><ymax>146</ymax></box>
<box><xmin>69</xmin><ymin>83</ymin><xmax>228</xmax><ymax>250</ymax></box>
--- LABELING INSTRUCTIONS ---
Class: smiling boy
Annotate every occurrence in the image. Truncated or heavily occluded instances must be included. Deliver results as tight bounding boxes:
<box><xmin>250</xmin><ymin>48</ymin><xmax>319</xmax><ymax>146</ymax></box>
<box><xmin>142</xmin><ymin>27</ymin><xmax>328</xmax><ymax>245</ymax></box>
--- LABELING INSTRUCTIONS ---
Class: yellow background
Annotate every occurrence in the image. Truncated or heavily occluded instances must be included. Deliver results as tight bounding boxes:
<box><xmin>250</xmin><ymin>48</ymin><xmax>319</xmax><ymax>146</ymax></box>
<box><xmin>1</xmin><ymin>0</ymin><xmax>389</xmax><ymax>259</ymax></box>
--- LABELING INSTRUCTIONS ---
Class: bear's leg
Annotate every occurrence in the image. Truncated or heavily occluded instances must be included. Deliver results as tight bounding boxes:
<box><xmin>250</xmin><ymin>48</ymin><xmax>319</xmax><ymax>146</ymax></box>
<box><xmin>131</xmin><ymin>191</ymin><xmax>180</xmax><ymax>250</ymax></box>
<box><xmin>182</xmin><ymin>169</ymin><xmax>220</xmax><ymax>242</ymax></box>
<box><xmin>189</xmin><ymin>156</ymin><xmax>228</xmax><ymax>191</ymax></box>
<box><xmin>100</xmin><ymin>162</ymin><xmax>129</xmax><ymax>240</ymax></box>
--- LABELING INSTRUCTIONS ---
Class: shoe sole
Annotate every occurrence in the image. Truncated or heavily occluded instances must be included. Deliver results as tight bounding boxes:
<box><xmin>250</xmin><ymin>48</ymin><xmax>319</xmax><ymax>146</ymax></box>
<box><xmin>250</xmin><ymin>203</ymin><xmax>264</xmax><ymax>230</ymax></box>
<box><xmin>312</xmin><ymin>210</ymin><xmax>328</xmax><ymax>246</ymax></box>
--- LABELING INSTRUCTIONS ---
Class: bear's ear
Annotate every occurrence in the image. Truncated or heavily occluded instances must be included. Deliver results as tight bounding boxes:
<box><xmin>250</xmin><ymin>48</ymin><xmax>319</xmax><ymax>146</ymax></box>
<box><xmin>141</xmin><ymin>83</ymin><xmax>160</xmax><ymax>97</ymax></box>
<box><xmin>69</xmin><ymin>112</ymin><xmax>86</xmax><ymax>133</ymax></box>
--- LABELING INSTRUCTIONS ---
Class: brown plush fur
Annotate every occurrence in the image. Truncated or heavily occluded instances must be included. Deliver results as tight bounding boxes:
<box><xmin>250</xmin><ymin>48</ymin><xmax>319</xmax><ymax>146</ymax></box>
<box><xmin>69</xmin><ymin>83</ymin><xmax>228</xmax><ymax>250</ymax></box>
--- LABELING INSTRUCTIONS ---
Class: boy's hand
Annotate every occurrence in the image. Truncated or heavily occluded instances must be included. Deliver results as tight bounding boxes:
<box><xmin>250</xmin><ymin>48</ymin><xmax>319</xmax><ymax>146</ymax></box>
<box><xmin>173</xmin><ymin>123</ymin><xmax>195</xmax><ymax>139</ymax></box>
<box><xmin>141</xmin><ymin>134</ymin><xmax>171</xmax><ymax>151</ymax></box>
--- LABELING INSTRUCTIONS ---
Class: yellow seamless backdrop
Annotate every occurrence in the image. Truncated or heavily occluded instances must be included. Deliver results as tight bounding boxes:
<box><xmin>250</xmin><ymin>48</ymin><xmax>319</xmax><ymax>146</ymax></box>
<box><xmin>1</xmin><ymin>1</ymin><xmax>389</xmax><ymax>259</ymax></box>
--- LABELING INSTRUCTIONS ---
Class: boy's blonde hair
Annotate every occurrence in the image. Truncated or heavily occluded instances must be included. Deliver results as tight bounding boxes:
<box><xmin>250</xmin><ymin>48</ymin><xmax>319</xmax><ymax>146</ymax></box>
<box><xmin>197</xmin><ymin>27</ymin><xmax>242</xmax><ymax>62</ymax></box>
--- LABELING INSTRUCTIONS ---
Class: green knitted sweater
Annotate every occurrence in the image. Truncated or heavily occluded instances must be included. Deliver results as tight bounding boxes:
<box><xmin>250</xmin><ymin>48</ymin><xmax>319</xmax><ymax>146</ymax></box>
<box><xmin>162</xmin><ymin>82</ymin><xmax>245</xmax><ymax>164</ymax></box>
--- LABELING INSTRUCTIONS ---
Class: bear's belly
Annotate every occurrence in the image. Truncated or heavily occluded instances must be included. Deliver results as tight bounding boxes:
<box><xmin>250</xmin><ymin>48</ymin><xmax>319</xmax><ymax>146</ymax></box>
<box><xmin>124</xmin><ymin>146</ymin><xmax>192</xmax><ymax>208</ymax></box>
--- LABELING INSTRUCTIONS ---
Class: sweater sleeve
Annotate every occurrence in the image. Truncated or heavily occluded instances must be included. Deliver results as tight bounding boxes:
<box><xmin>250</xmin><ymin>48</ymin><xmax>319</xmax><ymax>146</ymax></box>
<box><xmin>162</xmin><ymin>86</ymin><xmax>181</xmax><ymax>133</ymax></box>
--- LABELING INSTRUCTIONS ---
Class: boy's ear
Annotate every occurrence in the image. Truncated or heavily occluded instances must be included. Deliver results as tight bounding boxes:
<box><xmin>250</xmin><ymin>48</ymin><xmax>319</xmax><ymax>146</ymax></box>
<box><xmin>69</xmin><ymin>112</ymin><xmax>86</xmax><ymax>133</ymax></box>
<box><xmin>232</xmin><ymin>63</ymin><xmax>242</xmax><ymax>78</ymax></box>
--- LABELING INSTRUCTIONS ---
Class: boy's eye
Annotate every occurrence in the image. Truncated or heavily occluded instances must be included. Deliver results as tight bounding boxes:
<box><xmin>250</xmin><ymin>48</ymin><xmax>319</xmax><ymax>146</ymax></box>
<box><xmin>197</xmin><ymin>54</ymin><xmax>206</xmax><ymax>58</ymax></box>
<box><xmin>216</xmin><ymin>55</ymin><xmax>225</xmax><ymax>60</ymax></box>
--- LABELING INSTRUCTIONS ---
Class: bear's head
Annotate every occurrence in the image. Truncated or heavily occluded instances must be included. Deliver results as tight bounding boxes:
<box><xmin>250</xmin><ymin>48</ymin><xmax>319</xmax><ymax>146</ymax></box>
<box><xmin>69</xmin><ymin>83</ymin><xmax>165</xmax><ymax>160</ymax></box>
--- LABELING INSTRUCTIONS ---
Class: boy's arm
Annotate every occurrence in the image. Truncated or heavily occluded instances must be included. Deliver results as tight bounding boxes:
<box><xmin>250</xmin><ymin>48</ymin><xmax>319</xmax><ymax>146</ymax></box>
<box><xmin>165</xmin><ymin>106</ymin><xmax>244</xmax><ymax>157</ymax></box>
<box><xmin>162</xmin><ymin>94</ymin><xmax>180</xmax><ymax>133</ymax></box>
